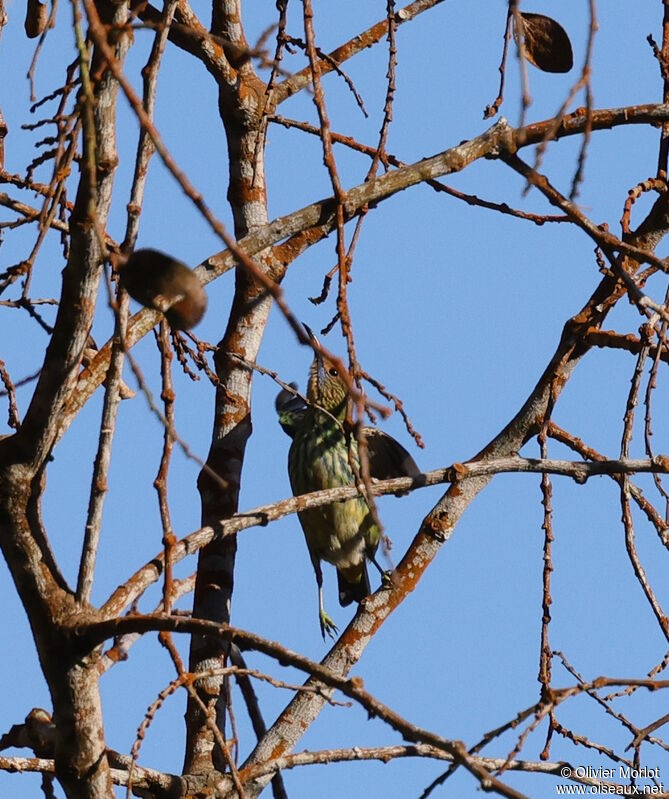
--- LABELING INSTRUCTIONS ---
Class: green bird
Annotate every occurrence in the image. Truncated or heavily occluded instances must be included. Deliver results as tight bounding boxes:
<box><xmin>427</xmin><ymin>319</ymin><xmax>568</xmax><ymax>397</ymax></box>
<box><xmin>276</xmin><ymin>327</ymin><xmax>420</xmax><ymax>638</ymax></box>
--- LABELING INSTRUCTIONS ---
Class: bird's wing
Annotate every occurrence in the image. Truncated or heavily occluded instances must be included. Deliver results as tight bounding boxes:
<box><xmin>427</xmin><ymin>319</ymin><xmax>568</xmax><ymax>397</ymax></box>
<box><xmin>275</xmin><ymin>383</ymin><xmax>307</xmax><ymax>439</ymax></box>
<box><xmin>363</xmin><ymin>428</ymin><xmax>420</xmax><ymax>480</ymax></box>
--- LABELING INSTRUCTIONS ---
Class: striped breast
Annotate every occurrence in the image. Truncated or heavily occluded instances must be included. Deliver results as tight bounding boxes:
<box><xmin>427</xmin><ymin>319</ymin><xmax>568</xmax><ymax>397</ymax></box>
<box><xmin>288</xmin><ymin>413</ymin><xmax>375</xmax><ymax>568</ymax></box>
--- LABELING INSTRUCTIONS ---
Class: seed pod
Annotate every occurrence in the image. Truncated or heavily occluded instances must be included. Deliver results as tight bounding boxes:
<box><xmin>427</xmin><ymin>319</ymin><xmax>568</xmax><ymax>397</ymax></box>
<box><xmin>25</xmin><ymin>0</ymin><xmax>48</xmax><ymax>38</ymax></box>
<box><xmin>118</xmin><ymin>248</ymin><xmax>207</xmax><ymax>330</ymax></box>
<box><xmin>514</xmin><ymin>12</ymin><xmax>573</xmax><ymax>74</ymax></box>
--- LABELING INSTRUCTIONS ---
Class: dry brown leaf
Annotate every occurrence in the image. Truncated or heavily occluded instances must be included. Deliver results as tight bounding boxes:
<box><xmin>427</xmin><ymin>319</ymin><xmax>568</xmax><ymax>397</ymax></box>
<box><xmin>24</xmin><ymin>0</ymin><xmax>48</xmax><ymax>38</ymax></box>
<box><xmin>514</xmin><ymin>12</ymin><xmax>574</xmax><ymax>74</ymax></box>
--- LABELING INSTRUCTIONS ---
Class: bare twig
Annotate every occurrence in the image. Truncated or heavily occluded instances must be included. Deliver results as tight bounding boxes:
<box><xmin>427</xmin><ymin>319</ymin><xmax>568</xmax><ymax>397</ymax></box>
<box><xmin>77</xmin><ymin>294</ymin><xmax>129</xmax><ymax>604</ymax></box>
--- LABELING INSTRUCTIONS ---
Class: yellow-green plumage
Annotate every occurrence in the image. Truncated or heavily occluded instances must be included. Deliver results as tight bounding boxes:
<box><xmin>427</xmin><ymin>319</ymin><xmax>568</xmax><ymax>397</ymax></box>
<box><xmin>289</xmin><ymin>404</ymin><xmax>377</xmax><ymax>603</ymax></box>
<box><xmin>276</xmin><ymin>329</ymin><xmax>420</xmax><ymax>638</ymax></box>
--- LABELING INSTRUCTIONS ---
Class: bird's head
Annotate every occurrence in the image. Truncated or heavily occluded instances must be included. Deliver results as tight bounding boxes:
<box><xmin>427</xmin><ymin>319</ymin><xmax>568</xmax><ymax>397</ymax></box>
<box><xmin>304</xmin><ymin>326</ymin><xmax>349</xmax><ymax>419</ymax></box>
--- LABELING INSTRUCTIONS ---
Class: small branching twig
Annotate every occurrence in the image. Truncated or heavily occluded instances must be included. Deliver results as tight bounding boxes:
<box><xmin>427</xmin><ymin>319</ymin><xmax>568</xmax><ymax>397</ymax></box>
<box><xmin>155</xmin><ymin>321</ymin><xmax>176</xmax><ymax>612</ymax></box>
<box><xmin>77</xmin><ymin>292</ymin><xmax>129</xmax><ymax>604</ymax></box>
<box><xmin>619</xmin><ymin>322</ymin><xmax>669</xmax><ymax>644</ymax></box>
<box><xmin>570</xmin><ymin>0</ymin><xmax>597</xmax><ymax>199</ymax></box>
<box><xmin>284</xmin><ymin>34</ymin><xmax>368</xmax><ymax>117</ymax></box>
<box><xmin>361</xmin><ymin>369</ymin><xmax>424</xmax><ymax>449</ymax></box>
<box><xmin>553</xmin><ymin>651</ymin><xmax>669</xmax><ymax>759</ymax></box>
<box><xmin>537</xmin><ymin>382</ymin><xmax>557</xmax><ymax>757</ymax></box>
<box><xmin>621</xmin><ymin>178</ymin><xmax>667</xmax><ymax>235</ymax></box>
<box><xmin>484</xmin><ymin>5</ymin><xmax>513</xmax><ymax>119</ymax></box>
<box><xmin>604</xmin><ymin>650</ymin><xmax>669</xmax><ymax>701</ymax></box>
<box><xmin>643</xmin><ymin>303</ymin><xmax>669</xmax><ymax>518</ymax></box>
<box><xmin>547</xmin><ymin>423</ymin><xmax>669</xmax><ymax>548</ymax></box>
<box><xmin>0</xmin><ymin>359</ymin><xmax>21</xmax><ymax>430</ymax></box>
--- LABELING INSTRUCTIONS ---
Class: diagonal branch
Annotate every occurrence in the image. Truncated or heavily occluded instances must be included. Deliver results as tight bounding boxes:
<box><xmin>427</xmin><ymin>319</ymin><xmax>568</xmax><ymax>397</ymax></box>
<box><xmin>274</xmin><ymin>0</ymin><xmax>445</xmax><ymax>104</ymax></box>
<box><xmin>60</xmin><ymin>103</ymin><xmax>669</xmax><ymax>444</ymax></box>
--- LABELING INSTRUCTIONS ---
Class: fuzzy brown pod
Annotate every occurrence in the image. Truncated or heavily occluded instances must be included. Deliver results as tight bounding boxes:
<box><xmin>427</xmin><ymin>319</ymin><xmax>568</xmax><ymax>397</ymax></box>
<box><xmin>514</xmin><ymin>12</ymin><xmax>573</xmax><ymax>74</ymax></box>
<box><xmin>25</xmin><ymin>0</ymin><xmax>48</xmax><ymax>38</ymax></box>
<box><xmin>118</xmin><ymin>248</ymin><xmax>207</xmax><ymax>330</ymax></box>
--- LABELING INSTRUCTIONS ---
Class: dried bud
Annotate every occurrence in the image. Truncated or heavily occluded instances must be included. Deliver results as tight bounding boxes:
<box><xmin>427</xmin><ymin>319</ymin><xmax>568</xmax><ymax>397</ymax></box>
<box><xmin>118</xmin><ymin>248</ymin><xmax>207</xmax><ymax>330</ymax></box>
<box><xmin>25</xmin><ymin>0</ymin><xmax>48</xmax><ymax>38</ymax></box>
<box><xmin>514</xmin><ymin>12</ymin><xmax>573</xmax><ymax>74</ymax></box>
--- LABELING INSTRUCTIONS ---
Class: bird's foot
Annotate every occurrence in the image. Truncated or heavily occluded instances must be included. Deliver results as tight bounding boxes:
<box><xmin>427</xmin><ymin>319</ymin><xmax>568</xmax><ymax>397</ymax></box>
<box><xmin>319</xmin><ymin>609</ymin><xmax>339</xmax><ymax>640</ymax></box>
<box><xmin>380</xmin><ymin>570</ymin><xmax>395</xmax><ymax>589</ymax></box>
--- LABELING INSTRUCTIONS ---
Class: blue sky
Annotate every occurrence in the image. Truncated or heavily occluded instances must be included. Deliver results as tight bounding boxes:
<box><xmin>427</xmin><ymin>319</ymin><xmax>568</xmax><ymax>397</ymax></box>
<box><xmin>1</xmin><ymin>2</ymin><xmax>669</xmax><ymax>797</ymax></box>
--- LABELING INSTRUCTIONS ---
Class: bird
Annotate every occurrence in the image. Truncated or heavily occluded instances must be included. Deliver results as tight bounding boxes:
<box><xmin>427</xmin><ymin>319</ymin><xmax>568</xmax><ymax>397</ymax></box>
<box><xmin>276</xmin><ymin>326</ymin><xmax>420</xmax><ymax>638</ymax></box>
<box><xmin>116</xmin><ymin>248</ymin><xmax>207</xmax><ymax>330</ymax></box>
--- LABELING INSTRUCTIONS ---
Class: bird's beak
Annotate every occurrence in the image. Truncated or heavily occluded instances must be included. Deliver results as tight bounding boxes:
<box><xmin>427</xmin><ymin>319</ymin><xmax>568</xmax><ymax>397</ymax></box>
<box><xmin>303</xmin><ymin>323</ymin><xmax>319</xmax><ymax>348</ymax></box>
<box><xmin>303</xmin><ymin>323</ymin><xmax>326</xmax><ymax>387</ymax></box>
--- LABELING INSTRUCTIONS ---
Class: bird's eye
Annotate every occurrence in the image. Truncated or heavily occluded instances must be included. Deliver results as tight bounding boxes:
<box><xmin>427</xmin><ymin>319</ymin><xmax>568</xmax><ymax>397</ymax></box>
<box><xmin>328</xmin><ymin>367</ymin><xmax>338</xmax><ymax>377</ymax></box>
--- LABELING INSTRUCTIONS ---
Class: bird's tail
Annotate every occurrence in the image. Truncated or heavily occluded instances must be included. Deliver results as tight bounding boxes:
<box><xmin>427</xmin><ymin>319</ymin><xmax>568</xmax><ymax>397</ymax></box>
<box><xmin>337</xmin><ymin>563</ymin><xmax>371</xmax><ymax>607</ymax></box>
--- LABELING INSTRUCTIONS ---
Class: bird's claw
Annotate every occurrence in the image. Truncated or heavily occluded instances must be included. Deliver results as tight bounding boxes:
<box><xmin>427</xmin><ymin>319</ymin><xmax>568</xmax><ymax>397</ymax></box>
<box><xmin>319</xmin><ymin>610</ymin><xmax>339</xmax><ymax>640</ymax></box>
<box><xmin>380</xmin><ymin>570</ymin><xmax>394</xmax><ymax>588</ymax></box>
